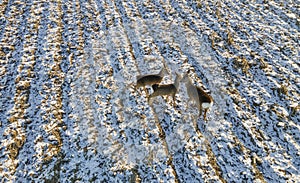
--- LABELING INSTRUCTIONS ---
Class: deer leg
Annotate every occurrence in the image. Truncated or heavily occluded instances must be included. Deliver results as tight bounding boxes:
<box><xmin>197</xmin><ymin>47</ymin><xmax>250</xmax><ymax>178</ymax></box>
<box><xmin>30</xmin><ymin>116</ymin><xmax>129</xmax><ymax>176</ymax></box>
<box><xmin>144</xmin><ymin>86</ymin><xmax>149</xmax><ymax>97</ymax></box>
<box><xmin>136</xmin><ymin>85</ymin><xmax>143</xmax><ymax>95</ymax></box>
<box><xmin>148</xmin><ymin>92</ymin><xmax>156</xmax><ymax>103</ymax></box>
<box><xmin>203</xmin><ymin>109</ymin><xmax>208</xmax><ymax>121</ymax></box>
<box><xmin>172</xmin><ymin>93</ymin><xmax>176</xmax><ymax>107</ymax></box>
<box><xmin>199</xmin><ymin>104</ymin><xmax>202</xmax><ymax>118</ymax></box>
<box><xmin>166</xmin><ymin>95</ymin><xmax>172</xmax><ymax>106</ymax></box>
<box><xmin>192</xmin><ymin>115</ymin><xmax>200</xmax><ymax>134</ymax></box>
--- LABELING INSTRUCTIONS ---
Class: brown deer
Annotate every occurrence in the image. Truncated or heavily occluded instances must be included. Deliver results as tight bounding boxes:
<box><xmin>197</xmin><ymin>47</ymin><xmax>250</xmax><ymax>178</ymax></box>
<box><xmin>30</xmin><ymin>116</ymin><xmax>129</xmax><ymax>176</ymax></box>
<box><xmin>182</xmin><ymin>73</ymin><xmax>213</xmax><ymax>120</ymax></box>
<box><xmin>149</xmin><ymin>72</ymin><xmax>181</xmax><ymax>106</ymax></box>
<box><xmin>136</xmin><ymin>68</ymin><xmax>167</xmax><ymax>96</ymax></box>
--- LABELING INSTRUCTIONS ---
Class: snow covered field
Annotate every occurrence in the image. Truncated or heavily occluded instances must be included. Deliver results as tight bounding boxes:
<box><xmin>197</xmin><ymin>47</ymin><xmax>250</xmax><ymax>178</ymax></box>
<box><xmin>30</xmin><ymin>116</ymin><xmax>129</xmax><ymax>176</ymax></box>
<box><xmin>0</xmin><ymin>0</ymin><xmax>299</xmax><ymax>182</ymax></box>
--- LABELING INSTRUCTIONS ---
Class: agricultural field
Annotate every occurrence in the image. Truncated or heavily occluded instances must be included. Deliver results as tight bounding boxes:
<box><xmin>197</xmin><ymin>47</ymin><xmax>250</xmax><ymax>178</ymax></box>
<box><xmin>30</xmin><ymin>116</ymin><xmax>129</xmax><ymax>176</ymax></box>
<box><xmin>0</xmin><ymin>0</ymin><xmax>299</xmax><ymax>182</ymax></box>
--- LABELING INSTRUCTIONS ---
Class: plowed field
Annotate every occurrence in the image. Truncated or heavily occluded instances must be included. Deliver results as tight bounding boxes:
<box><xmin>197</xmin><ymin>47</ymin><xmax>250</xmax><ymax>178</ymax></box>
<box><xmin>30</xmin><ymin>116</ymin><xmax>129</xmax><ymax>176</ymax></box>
<box><xmin>0</xmin><ymin>0</ymin><xmax>299</xmax><ymax>182</ymax></box>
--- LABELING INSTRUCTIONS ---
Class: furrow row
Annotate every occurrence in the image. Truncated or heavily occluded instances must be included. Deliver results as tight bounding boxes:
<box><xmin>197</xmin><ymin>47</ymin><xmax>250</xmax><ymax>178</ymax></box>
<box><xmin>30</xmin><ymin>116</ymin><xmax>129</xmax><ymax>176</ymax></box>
<box><xmin>1</xmin><ymin>0</ymin><xmax>43</xmax><ymax>180</ymax></box>
<box><xmin>176</xmin><ymin>0</ymin><xmax>300</xmax><ymax>181</ymax></box>
<box><xmin>99</xmin><ymin>0</ymin><xmax>176</xmax><ymax>181</ymax></box>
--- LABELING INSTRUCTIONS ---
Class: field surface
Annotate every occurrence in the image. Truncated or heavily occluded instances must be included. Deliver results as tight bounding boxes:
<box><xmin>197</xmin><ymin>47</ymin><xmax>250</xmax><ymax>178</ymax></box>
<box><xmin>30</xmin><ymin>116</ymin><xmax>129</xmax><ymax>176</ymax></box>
<box><xmin>0</xmin><ymin>0</ymin><xmax>299</xmax><ymax>182</ymax></box>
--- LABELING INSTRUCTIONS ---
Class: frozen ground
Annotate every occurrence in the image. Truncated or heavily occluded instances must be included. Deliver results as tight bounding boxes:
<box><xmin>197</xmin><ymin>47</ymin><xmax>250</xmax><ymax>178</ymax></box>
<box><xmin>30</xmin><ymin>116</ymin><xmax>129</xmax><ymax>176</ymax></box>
<box><xmin>0</xmin><ymin>0</ymin><xmax>299</xmax><ymax>182</ymax></box>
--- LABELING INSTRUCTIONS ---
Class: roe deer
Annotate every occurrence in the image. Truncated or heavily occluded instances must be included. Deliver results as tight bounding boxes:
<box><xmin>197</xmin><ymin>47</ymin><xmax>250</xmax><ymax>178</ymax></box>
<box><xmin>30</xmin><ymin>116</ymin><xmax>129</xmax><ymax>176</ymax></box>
<box><xmin>149</xmin><ymin>73</ymin><xmax>181</xmax><ymax>106</ymax></box>
<box><xmin>136</xmin><ymin>68</ymin><xmax>167</xmax><ymax>96</ymax></box>
<box><xmin>182</xmin><ymin>73</ymin><xmax>213</xmax><ymax>120</ymax></box>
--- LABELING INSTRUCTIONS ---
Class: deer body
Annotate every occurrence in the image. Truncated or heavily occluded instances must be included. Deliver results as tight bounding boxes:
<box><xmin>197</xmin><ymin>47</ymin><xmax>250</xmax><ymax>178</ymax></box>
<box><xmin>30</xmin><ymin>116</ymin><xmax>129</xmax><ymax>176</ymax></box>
<box><xmin>136</xmin><ymin>68</ymin><xmax>167</xmax><ymax>95</ymax></box>
<box><xmin>149</xmin><ymin>73</ymin><xmax>181</xmax><ymax>105</ymax></box>
<box><xmin>182</xmin><ymin>74</ymin><xmax>213</xmax><ymax>120</ymax></box>
<box><xmin>136</xmin><ymin>75</ymin><xmax>163</xmax><ymax>88</ymax></box>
